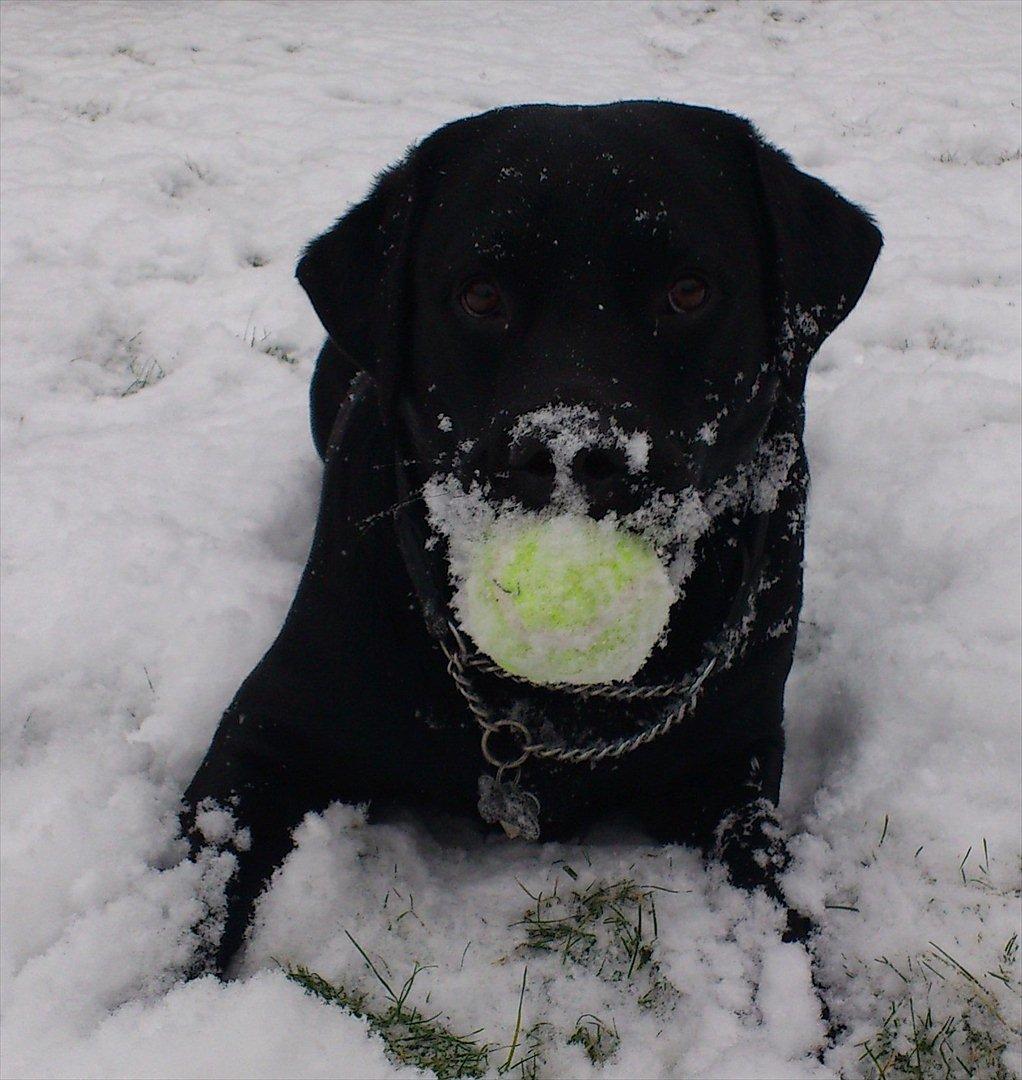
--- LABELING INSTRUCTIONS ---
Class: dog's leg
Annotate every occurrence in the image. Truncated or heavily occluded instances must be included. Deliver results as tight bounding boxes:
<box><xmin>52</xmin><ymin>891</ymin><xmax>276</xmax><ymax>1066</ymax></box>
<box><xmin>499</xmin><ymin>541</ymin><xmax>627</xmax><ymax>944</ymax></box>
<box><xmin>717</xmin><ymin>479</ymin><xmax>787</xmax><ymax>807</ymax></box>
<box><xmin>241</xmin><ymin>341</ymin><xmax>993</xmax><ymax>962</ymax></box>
<box><xmin>707</xmin><ymin>742</ymin><xmax>842</xmax><ymax>1046</ymax></box>
<box><xmin>645</xmin><ymin>736</ymin><xmax>836</xmax><ymax>1042</ymax></box>
<box><xmin>716</xmin><ymin>803</ymin><xmax>840</xmax><ymax>1052</ymax></box>
<box><xmin>712</xmin><ymin>795</ymin><xmax>813</xmax><ymax>943</ymax></box>
<box><xmin>180</xmin><ymin>703</ymin><xmax>331</xmax><ymax>979</ymax></box>
<box><xmin>642</xmin><ymin>732</ymin><xmax>792</xmax><ymax>891</ymax></box>
<box><xmin>179</xmin><ymin>367</ymin><xmax>418</xmax><ymax>977</ymax></box>
<box><xmin>178</xmin><ymin>598</ymin><xmax>415</xmax><ymax>979</ymax></box>
<box><xmin>704</xmin><ymin>735</ymin><xmax>797</xmax><ymax>930</ymax></box>
<box><xmin>708</xmin><ymin>736</ymin><xmax>817</xmax><ymax>935</ymax></box>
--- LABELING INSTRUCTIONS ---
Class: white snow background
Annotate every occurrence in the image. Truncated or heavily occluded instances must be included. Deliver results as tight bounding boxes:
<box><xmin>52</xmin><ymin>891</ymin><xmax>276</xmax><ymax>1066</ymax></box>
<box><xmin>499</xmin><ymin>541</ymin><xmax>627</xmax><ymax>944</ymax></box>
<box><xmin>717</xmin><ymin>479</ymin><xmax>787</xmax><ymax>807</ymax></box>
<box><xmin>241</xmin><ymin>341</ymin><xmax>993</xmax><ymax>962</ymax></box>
<box><xmin>2</xmin><ymin>2</ymin><xmax>1020</xmax><ymax>1077</ymax></box>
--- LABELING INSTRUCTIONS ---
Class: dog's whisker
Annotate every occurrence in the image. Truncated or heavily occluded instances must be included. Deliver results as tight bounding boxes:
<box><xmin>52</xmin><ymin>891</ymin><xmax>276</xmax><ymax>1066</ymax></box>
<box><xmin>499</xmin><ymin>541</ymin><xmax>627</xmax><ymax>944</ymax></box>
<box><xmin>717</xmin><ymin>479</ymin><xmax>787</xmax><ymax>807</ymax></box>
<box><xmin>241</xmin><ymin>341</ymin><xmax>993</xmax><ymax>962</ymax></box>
<box><xmin>354</xmin><ymin>486</ymin><xmax>428</xmax><ymax>531</ymax></box>
<box><xmin>354</xmin><ymin>471</ymin><xmax>490</xmax><ymax>533</ymax></box>
<box><xmin>361</xmin><ymin>455</ymin><xmax>434</xmax><ymax>473</ymax></box>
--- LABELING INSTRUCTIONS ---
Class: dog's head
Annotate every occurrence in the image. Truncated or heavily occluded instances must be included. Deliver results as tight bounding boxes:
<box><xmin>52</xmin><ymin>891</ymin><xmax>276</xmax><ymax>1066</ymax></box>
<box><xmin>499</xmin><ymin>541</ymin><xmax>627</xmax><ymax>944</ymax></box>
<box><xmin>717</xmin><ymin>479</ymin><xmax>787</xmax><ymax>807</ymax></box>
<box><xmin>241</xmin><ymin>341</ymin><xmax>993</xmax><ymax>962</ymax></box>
<box><xmin>298</xmin><ymin>102</ymin><xmax>881</xmax><ymax>596</ymax></box>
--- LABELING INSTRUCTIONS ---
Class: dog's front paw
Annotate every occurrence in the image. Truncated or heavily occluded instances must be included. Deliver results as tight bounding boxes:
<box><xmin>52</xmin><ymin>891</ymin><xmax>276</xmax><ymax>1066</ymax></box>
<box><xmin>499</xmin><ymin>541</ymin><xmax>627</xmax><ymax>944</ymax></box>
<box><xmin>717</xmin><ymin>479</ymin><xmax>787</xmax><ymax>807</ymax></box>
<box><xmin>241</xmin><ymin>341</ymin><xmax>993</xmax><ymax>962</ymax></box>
<box><xmin>713</xmin><ymin>798</ymin><xmax>820</xmax><ymax>943</ymax></box>
<box><xmin>714</xmin><ymin>797</ymin><xmax>789</xmax><ymax>893</ymax></box>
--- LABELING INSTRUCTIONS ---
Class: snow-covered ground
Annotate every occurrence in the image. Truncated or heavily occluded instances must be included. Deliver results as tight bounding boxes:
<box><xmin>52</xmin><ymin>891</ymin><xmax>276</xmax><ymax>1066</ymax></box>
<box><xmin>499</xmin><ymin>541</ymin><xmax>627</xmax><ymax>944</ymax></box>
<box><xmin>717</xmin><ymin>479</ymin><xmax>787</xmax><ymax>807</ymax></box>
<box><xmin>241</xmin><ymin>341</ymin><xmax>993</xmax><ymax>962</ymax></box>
<box><xmin>2</xmin><ymin>2</ymin><xmax>1019</xmax><ymax>1077</ymax></box>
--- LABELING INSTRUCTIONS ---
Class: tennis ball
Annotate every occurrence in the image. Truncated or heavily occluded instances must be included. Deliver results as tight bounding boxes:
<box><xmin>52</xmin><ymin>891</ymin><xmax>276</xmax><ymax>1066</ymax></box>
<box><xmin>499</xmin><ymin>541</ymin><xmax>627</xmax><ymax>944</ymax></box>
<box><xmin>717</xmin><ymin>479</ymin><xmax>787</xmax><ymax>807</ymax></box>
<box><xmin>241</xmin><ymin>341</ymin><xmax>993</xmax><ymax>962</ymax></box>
<box><xmin>453</xmin><ymin>515</ymin><xmax>674</xmax><ymax>685</ymax></box>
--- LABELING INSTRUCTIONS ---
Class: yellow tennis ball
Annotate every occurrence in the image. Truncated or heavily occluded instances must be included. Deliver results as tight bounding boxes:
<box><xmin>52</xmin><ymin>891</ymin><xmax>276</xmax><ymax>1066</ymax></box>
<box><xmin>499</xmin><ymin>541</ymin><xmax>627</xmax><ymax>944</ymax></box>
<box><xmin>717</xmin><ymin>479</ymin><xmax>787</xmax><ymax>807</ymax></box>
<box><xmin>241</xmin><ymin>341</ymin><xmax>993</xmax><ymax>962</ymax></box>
<box><xmin>454</xmin><ymin>515</ymin><xmax>674</xmax><ymax>685</ymax></box>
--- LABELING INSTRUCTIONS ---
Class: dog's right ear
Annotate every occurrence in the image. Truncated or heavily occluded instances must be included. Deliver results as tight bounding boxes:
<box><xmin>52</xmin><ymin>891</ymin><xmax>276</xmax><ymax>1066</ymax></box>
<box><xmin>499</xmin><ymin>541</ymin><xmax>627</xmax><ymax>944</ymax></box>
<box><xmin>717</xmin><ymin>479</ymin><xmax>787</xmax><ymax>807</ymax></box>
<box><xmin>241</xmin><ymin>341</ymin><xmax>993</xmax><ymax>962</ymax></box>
<box><xmin>297</xmin><ymin>159</ymin><xmax>416</xmax><ymax>455</ymax></box>
<box><xmin>296</xmin><ymin>163</ymin><xmax>405</xmax><ymax>370</ymax></box>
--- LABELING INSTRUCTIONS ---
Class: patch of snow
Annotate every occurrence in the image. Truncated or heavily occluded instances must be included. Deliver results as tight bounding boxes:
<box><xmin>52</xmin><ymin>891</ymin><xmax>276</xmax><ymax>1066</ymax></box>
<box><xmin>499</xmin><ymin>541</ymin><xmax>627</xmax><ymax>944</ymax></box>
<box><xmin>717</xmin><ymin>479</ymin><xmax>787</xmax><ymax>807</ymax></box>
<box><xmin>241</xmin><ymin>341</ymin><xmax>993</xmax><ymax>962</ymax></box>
<box><xmin>696</xmin><ymin>419</ymin><xmax>719</xmax><ymax>445</ymax></box>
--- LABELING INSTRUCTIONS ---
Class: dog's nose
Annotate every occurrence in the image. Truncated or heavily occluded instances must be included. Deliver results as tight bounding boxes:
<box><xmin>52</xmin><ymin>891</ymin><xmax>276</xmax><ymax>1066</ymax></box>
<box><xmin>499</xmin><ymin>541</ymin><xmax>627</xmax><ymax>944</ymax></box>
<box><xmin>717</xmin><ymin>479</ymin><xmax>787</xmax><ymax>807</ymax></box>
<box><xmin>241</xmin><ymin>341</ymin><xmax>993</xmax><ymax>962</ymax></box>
<box><xmin>498</xmin><ymin>435</ymin><xmax>557</xmax><ymax>509</ymax></box>
<box><xmin>572</xmin><ymin>445</ymin><xmax>628</xmax><ymax>490</ymax></box>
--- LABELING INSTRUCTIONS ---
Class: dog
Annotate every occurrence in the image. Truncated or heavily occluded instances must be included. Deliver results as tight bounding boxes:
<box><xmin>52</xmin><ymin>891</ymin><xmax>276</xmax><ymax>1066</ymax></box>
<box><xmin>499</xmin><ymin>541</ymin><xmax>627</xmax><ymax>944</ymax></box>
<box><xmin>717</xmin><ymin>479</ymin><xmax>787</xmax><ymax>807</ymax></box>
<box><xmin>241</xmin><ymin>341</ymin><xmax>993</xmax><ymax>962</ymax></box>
<box><xmin>182</xmin><ymin>101</ymin><xmax>882</xmax><ymax>977</ymax></box>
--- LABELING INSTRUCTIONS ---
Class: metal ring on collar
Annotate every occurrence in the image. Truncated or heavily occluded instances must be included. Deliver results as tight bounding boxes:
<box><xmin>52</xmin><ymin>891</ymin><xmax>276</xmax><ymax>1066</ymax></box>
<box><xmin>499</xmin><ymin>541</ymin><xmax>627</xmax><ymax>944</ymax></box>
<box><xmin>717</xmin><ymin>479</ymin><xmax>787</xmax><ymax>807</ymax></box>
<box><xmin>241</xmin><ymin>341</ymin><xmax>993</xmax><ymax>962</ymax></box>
<box><xmin>480</xmin><ymin>720</ymin><xmax>532</xmax><ymax>769</ymax></box>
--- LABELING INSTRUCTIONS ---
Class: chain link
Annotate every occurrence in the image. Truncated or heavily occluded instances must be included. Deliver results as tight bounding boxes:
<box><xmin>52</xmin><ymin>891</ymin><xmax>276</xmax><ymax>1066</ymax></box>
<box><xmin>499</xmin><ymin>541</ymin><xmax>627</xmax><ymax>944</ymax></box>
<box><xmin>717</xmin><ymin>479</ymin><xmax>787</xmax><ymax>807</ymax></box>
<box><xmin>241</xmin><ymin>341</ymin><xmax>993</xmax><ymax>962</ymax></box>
<box><xmin>439</xmin><ymin>621</ymin><xmax>731</xmax><ymax>767</ymax></box>
<box><xmin>464</xmin><ymin>652</ymin><xmax>697</xmax><ymax>700</ymax></box>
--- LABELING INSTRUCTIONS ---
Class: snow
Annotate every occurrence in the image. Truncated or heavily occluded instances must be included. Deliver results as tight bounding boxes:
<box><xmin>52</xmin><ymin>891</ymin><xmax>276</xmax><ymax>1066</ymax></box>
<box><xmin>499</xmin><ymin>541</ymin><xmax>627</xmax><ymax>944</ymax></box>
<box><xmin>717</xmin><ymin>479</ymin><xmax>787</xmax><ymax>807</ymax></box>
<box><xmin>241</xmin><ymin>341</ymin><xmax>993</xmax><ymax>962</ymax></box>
<box><xmin>509</xmin><ymin>405</ymin><xmax>651</xmax><ymax>485</ymax></box>
<box><xmin>1</xmin><ymin>1</ymin><xmax>1020</xmax><ymax>1077</ymax></box>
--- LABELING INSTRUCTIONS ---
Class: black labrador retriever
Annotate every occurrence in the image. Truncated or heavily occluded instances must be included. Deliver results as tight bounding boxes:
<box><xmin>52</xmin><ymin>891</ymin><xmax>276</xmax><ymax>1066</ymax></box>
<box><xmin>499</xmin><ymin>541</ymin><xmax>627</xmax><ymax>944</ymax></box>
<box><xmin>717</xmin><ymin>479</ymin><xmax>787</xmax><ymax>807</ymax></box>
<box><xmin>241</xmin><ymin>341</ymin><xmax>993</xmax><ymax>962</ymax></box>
<box><xmin>182</xmin><ymin>101</ymin><xmax>881</xmax><ymax>977</ymax></box>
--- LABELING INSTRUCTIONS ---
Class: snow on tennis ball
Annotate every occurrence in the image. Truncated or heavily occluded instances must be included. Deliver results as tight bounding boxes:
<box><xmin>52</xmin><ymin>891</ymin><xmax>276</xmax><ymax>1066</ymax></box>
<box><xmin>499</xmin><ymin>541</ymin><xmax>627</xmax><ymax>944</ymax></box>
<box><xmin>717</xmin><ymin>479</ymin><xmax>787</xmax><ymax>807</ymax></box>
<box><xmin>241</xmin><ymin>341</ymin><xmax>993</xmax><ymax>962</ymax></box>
<box><xmin>453</xmin><ymin>514</ymin><xmax>675</xmax><ymax>685</ymax></box>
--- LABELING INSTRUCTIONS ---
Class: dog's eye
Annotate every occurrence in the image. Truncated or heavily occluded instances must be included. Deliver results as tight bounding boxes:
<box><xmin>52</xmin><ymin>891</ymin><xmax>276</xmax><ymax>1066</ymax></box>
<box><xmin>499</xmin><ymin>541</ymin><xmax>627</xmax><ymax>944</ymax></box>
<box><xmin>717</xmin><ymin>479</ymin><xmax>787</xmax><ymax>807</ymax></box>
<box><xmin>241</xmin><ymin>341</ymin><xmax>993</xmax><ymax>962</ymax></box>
<box><xmin>459</xmin><ymin>279</ymin><xmax>504</xmax><ymax>318</ymax></box>
<box><xmin>668</xmin><ymin>276</ymin><xmax>709</xmax><ymax>313</ymax></box>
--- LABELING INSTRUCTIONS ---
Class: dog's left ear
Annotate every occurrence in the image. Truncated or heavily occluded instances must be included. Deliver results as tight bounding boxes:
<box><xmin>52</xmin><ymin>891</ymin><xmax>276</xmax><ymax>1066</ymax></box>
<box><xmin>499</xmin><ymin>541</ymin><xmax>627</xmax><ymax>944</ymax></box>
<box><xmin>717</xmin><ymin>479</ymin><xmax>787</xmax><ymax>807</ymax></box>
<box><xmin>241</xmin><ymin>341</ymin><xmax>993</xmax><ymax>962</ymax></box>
<box><xmin>753</xmin><ymin>135</ymin><xmax>883</xmax><ymax>388</ymax></box>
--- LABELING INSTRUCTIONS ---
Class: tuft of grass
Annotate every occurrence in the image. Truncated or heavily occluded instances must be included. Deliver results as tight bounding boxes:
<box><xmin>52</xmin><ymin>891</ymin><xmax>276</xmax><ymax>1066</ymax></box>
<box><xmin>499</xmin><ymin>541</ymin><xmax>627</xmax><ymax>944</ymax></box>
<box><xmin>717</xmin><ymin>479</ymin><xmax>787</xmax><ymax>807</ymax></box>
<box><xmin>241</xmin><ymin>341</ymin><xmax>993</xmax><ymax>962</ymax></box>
<box><xmin>858</xmin><ymin>934</ymin><xmax>1021</xmax><ymax>1079</ymax></box>
<box><xmin>285</xmin><ymin>932</ymin><xmax>551</xmax><ymax>1080</ymax></box>
<box><xmin>80</xmin><ymin>330</ymin><xmax>166</xmax><ymax>396</ymax></box>
<box><xmin>514</xmin><ymin>876</ymin><xmax>679</xmax><ymax>1013</ymax></box>
<box><xmin>121</xmin><ymin>353</ymin><xmax>165</xmax><ymax>396</ymax></box>
<box><xmin>568</xmin><ymin>1013</ymin><xmax>621</xmax><ymax>1066</ymax></box>
<box><xmin>285</xmin><ymin>932</ymin><xmax>491</xmax><ymax>1080</ymax></box>
<box><xmin>72</xmin><ymin>99</ymin><xmax>111</xmax><ymax>122</ymax></box>
<box><xmin>498</xmin><ymin>1021</ymin><xmax>551</xmax><ymax>1080</ymax></box>
<box><xmin>498</xmin><ymin>967</ymin><xmax>528</xmax><ymax>1073</ymax></box>
<box><xmin>244</xmin><ymin>325</ymin><xmax>299</xmax><ymax>365</ymax></box>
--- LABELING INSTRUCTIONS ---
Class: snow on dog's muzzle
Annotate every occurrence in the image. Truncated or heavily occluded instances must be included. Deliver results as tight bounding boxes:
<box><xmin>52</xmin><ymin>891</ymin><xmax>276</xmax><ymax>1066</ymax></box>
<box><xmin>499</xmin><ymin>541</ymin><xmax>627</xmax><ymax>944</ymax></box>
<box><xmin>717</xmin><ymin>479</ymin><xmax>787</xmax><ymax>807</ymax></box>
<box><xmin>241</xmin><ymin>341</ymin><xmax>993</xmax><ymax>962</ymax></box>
<box><xmin>425</xmin><ymin>404</ymin><xmax>683</xmax><ymax>685</ymax></box>
<box><xmin>424</xmin><ymin>402</ymin><xmax>802</xmax><ymax>687</ymax></box>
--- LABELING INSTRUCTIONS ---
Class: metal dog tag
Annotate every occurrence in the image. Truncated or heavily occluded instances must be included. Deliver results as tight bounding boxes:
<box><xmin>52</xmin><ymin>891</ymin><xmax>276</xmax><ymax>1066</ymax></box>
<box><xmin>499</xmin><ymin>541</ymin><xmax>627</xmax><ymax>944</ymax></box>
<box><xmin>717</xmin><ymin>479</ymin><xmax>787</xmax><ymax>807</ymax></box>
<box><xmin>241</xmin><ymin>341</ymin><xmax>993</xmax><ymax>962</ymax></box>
<box><xmin>477</xmin><ymin>774</ymin><xmax>541</xmax><ymax>841</ymax></box>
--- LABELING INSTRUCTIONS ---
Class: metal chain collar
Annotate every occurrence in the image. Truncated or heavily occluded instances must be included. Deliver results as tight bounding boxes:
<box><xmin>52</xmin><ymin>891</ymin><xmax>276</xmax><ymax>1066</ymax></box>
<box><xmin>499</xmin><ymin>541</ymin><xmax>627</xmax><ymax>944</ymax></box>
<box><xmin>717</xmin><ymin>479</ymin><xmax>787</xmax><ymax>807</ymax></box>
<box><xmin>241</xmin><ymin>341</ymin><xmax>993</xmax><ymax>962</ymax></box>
<box><xmin>437</xmin><ymin>618</ymin><xmax>736</xmax><ymax>770</ymax></box>
<box><xmin>465</xmin><ymin>649</ymin><xmax>707</xmax><ymax>701</ymax></box>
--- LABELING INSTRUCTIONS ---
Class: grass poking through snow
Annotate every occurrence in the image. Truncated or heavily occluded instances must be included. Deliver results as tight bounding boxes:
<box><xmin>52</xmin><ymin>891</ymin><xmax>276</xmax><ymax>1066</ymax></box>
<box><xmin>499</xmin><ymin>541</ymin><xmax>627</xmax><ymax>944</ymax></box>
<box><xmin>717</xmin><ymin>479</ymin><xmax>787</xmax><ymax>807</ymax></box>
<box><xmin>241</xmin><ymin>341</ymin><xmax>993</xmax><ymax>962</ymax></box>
<box><xmin>283</xmin><ymin>874</ymin><xmax>676</xmax><ymax>1077</ymax></box>
<box><xmin>285</xmin><ymin>932</ymin><xmax>492</xmax><ymax>1080</ymax></box>
<box><xmin>283</xmin><ymin>858</ymin><xmax>1020</xmax><ymax>1079</ymax></box>
<box><xmin>243</xmin><ymin>324</ymin><xmax>299</xmax><ymax>365</ymax></box>
<box><xmin>857</xmin><ymin>934</ymin><xmax>1021</xmax><ymax>1079</ymax></box>
<box><xmin>514</xmin><ymin>875</ymin><xmax>680</xmax><ymax>1013</ymax></box>
<box><xmin>567</xmin><ymin>1013</ymin><xmax>621</xmax><ymax>1066</ymax></box>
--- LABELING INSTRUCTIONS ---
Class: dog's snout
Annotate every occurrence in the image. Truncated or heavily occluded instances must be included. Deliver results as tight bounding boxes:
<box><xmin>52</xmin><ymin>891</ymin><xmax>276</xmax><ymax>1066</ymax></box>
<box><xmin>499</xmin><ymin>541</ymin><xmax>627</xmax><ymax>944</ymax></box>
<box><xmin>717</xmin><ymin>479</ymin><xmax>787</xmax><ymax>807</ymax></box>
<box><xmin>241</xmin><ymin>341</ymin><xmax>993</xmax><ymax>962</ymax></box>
<box><xmin>572</xmin><ymin>445</ymin><xmax>627</xmax><ymax>487</ymax></box>
<box><xmin>469</xmin><ymin>408</ymin><xmax>649</xmax><ymax>515</ymax></box>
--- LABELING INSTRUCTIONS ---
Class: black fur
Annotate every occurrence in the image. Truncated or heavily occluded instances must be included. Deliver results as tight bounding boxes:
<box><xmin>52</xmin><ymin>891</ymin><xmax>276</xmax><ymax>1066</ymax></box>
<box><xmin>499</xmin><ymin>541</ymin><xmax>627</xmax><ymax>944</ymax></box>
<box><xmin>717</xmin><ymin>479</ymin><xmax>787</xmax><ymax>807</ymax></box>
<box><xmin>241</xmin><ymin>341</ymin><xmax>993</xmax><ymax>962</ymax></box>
<box><xmin>182</xmin><ymin>102</ymin><xmax>881</xmax><ymax>976</ymax></box>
